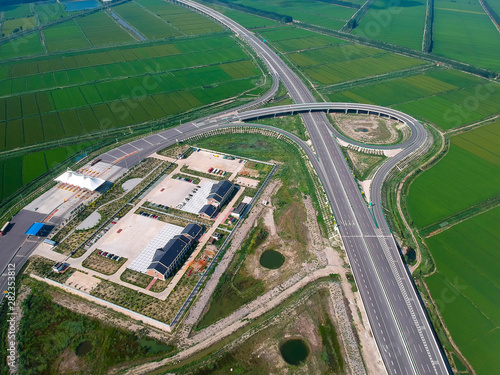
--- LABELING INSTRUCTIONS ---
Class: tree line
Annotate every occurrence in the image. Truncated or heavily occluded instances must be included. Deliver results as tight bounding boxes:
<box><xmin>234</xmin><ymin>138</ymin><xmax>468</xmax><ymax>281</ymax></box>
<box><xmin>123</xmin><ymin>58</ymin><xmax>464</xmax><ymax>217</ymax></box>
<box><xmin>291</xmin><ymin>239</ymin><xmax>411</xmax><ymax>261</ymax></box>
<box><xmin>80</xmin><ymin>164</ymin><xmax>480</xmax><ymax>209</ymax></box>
<box><xmin>422</xmin><ymin>0</ymin><xmax>434</xmax><ymax>53</ymax></box>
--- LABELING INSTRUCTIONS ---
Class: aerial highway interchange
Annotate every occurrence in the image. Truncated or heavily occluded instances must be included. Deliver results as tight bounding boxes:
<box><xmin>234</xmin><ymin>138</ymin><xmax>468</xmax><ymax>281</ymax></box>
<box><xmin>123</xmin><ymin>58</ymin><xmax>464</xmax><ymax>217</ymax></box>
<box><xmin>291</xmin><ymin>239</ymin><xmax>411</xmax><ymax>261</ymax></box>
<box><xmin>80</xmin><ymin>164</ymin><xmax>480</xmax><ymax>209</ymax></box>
<box><xmin>0</xmin><ymin>1</ymin><xmax>452</xmax><ymax>374</ymax></box>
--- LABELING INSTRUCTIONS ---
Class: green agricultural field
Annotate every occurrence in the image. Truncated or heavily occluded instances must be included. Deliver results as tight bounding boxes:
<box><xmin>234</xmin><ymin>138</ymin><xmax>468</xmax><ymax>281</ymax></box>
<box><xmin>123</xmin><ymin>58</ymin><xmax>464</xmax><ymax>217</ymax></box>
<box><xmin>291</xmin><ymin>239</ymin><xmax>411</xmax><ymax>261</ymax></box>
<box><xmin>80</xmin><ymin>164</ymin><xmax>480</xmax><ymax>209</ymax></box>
<box><xmin>326</xmin><ymin>68</ymin><xmax>500</xmax><ymax>130</ymax></box>
<box><xmin>136</xmin><ymin>0</ymin><xmax>224</xmax><ymax>34</ymax></box>
<box><xmin>352</xmin><ymin>0</ymin><xmax>427</xmax><ymax>50</ymax></box>
<box><xmin>44</xmin><ymin>20</ymin><xmax>90</xmax><ymax>52</ymax></box>
<box><xmin>257</xmin><ymin>26</ymin><xmax>347</xmax><ymax>52</ymax></box>
<box><xmin>234</xmin><ymin>0</ymin><xmax>356</xmax><ymax>30</ymax></box>
<box><xmin>76</xmin><ymin>11</ymin><xmax>135</xmax><ymax>46</ymax></box>
<box><xmin>22</xmin><ymin>151</ymin><xmax>47</xmax><ymax>185</ymax></box>
<box><xmin>0</xmin><ymin>32</ymin><xmax>44</xmax><ymax>60</ymax></box>
<box><xmin>1</xmin><ymin>16</ymin><xmax>36</xmax><ymax>36</ymax></box>
<box><xmin>394</xmin><ymin>81</ymin><xmax>500</xmax><ymax>130</ymax></box>
<box><xmin>407</xmin><ymin>120</ymin><xmax>500</xmax><ymax>229</ymax></box>
<box><xmin>0</xmin><ymin>3</ymin><xmax>32</xmax><ymax>19</ymax></box>
<box><xmin>326</xmin><ymin>69</ymin><xmax>484</xmax><ymax>105</ymax></box>
<box><xmin>0</xmin><ymin>32</ymin><xmax>262</xmax><ymax>151</ymax></box>
<box><xmin>432</xmin><ymin>0</ymin><xmax>500</xmax><ymax>71</ymax></box>
<box><xmin>0</xmin><ymin>141</ymin><xmax>95</xmax><ymax>202</ymax></box>
<box><xmin>425</xmin><ymin>205</ymin><xmax>500</xmax><ymax>375</ymax></box>
<box><xmin>207</xmin><ymin>4</ymin><xmax>280</xmax><ymax>28</ymax></box>
<box><xmin>114</xmin><ymin>1</ymin><xmax>182</xmax><ymax>40</ymax></box>
<box><xmin>34</xmin><ymin>2</ymin><xmax>72</xmax><ymax>24</ymax></box>
<box><xmin>301</xmin><ymin>48</ymin><xmax>426</xmax><ymax>85</ymax></box>
<box><xmin>2</xmin><ymin>156</ymin><xmax>22</xmax><ymax>199</ymax></box>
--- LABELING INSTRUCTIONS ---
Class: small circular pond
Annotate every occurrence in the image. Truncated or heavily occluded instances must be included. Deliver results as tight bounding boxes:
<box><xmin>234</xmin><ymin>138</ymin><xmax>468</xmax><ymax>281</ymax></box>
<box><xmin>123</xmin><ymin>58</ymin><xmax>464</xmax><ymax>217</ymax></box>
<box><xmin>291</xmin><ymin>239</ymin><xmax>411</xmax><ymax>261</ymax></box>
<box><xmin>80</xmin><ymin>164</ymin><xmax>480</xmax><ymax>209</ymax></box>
<box><xmin>76</xmin><ymin>341</ymin><xmax>93</xmax><ymax>357</ymax></box>
<box><xmin>280</xmin><ymin>339</ymin><xmax>309</xmax><ymax>365</ymax></box>
<box><xmin>259</xmin><ymin>250</ymin><xmax>285</xmax><ymax>269</ymax></box>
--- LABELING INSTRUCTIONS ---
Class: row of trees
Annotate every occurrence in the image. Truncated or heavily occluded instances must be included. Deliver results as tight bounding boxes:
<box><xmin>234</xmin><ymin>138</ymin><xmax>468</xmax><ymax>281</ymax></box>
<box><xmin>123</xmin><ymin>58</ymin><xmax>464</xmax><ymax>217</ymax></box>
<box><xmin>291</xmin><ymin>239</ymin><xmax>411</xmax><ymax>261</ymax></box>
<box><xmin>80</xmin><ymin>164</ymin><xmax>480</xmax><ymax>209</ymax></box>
<box><xmin>422</xmin><ymin>0</ymin><xmax>434</xmax><ymax>53</ymax></box>
<box><xmin>341</xmin><ymin>0</ymin><xmax>377</xmax><ymax>32</ymax></box>
<box><xmin>481</xmin><ymin>0</ymin><xmax>500</xmax><ymax>28</ymax></box>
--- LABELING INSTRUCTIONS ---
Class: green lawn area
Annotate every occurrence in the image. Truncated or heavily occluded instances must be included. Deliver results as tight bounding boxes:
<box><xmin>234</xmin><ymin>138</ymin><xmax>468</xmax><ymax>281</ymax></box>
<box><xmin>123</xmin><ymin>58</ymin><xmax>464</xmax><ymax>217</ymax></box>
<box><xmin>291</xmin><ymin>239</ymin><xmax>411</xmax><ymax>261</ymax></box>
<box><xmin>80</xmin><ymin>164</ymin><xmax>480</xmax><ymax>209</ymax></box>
<box><xmin>407</xmin><ymin>120</ymin><xmax>500</xmax><ymax>228</ymax></box>
<box><xmin>425</xmin><ymin>205</ymin><xmax>500</xmax><ymax>375</ymax></box>
<box><xmin>353</xmin><ymin>0</ymin><xmax>427</xmax><ymax>50</ymax></box>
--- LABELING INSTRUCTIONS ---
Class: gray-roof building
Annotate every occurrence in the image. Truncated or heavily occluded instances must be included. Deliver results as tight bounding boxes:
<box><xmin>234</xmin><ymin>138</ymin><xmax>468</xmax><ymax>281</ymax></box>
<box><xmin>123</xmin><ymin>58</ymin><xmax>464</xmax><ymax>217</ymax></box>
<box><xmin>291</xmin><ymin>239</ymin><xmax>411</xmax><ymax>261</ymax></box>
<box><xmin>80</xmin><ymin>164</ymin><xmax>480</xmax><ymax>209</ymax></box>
<box><xmin>198</xmin><ymin>204</ymin><xmax>218</xmax><ymax>219</ymax></box>
<box><xmin>230</xmin><ymin>202</ymin><xmax>248</xmax><ymax>219</ymax></box>
<box><xmin>182</xmin><ymin>223</ymin><xmax>204</xmax><ymax>239</ymax></box>
<box><xmin>146</xmin><ymin>223</ymin><xmax>204</xmax><ymax>280</ymax></box>
<box><xmin>207</xmin><ymin>180</ymin><xmax>235</xmax><ymax>208</ymax></box>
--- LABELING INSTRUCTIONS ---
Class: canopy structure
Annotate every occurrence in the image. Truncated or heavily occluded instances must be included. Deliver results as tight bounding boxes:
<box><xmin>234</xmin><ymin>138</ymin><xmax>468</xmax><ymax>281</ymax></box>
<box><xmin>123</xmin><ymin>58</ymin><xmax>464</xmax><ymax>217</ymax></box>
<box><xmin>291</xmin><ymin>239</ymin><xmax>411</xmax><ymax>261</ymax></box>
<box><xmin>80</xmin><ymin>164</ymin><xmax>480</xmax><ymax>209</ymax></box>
<box><xmin>25</xmin><ymin>222</ymin><xmax>44</xmax><ymax>236</ymax></box>
<box><xmin>55</xmin><ymin>169</ymin><xmax>105</xmax><ymax>191</ymax></box>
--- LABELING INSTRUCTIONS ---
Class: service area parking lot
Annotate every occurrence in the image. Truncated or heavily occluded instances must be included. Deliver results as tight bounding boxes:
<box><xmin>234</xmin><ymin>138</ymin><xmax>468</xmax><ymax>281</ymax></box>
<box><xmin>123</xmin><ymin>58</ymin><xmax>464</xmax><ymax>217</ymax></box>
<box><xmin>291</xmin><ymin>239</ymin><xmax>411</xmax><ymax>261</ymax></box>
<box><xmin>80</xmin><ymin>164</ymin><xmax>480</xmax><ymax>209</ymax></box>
<box><xmin>91</xmin><ymin>214</ymin><xmax>169</xmax><ymax>259</ymax></box>
<box><xmin>146</xmin><ymin>178</ymin><xmax>204</xmax><ymax>208</ymax></box>
<box><xmin>181</xmin><ymin>149</ymin><xmax>245</xmax><ymax>175</ymax></box>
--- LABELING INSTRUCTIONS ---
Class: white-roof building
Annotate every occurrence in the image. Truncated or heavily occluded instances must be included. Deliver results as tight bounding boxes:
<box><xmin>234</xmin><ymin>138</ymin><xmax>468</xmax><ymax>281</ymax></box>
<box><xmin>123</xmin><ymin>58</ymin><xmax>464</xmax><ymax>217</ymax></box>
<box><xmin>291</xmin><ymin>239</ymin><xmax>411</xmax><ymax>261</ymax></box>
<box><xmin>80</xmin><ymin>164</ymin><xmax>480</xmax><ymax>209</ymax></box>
<box><xmin>55</xmin><ymin>169</ymin><xmax>105</xmax><ymax>191</ymax></box>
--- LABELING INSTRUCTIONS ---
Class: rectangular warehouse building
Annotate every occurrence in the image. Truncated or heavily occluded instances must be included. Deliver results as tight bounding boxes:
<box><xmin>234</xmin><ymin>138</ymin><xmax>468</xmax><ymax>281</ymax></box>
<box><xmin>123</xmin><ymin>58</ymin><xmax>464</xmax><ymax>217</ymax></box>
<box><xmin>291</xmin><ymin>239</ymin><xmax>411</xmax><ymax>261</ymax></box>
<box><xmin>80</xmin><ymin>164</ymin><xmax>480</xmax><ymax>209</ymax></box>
<box><xmin>147</xmin><ymin>223</ymin><xmax>203</xmax><ymax>280</ymax></box>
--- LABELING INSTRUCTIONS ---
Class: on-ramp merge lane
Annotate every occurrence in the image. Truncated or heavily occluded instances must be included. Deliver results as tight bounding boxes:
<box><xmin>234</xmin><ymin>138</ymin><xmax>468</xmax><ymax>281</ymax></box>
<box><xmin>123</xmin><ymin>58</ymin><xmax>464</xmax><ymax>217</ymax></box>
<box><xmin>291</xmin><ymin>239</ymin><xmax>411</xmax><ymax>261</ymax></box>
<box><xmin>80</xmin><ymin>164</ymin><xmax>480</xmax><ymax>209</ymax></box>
<box><xmin>172</xmin><ymin>1</ymin><xmax>450</xmax><ymax>374</ymax></box>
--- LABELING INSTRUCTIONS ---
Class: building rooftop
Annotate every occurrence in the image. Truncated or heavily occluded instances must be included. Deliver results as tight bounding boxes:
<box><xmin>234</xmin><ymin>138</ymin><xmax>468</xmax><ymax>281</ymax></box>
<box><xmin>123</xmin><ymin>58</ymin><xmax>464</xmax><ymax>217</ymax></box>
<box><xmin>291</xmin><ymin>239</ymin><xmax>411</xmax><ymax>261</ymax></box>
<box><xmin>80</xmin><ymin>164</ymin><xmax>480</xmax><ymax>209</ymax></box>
<box><xmin>55</xmin><ymin>169</ymin><xmax>105</xmax><ymax>191</ymax></box>
<box><xmin>207</xmin><ymin>180</ymin><xmax>234</xmax><ymax>203</ymax></box>
<box><xmin>199</xmin><ymin>204</ymin><xmax>217</xmax><ymax>218</ymax></box>
<box><xmin>181</xmin><ymin>223</ymin><xmax>204</xmax><ymax>239</ymax></box>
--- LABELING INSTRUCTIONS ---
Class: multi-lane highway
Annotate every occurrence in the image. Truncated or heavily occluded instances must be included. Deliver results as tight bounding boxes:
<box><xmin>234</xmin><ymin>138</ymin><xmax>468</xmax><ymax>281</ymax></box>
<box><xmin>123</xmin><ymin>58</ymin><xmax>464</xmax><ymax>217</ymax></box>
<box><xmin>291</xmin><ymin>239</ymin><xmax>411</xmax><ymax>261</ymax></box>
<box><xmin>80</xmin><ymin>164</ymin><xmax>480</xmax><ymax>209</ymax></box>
<box><xmin>0</xmin><ymin>1</ymin><xmax>451</xmax><ymax>373</ymax></box>
<box><xmin>171</xmin><ymin>1</ymin><xmax>451</xmax><ymax>374</ymax></box>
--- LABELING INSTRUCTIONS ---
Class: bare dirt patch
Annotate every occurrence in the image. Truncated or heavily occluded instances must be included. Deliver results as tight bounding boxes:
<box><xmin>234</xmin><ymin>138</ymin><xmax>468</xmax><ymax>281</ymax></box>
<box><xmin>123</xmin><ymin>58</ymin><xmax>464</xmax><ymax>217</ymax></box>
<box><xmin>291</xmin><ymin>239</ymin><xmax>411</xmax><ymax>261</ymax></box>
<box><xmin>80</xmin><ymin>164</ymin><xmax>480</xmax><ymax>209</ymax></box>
<box><xmin>330</xmin><ymin>114</ymin><xmax>408</xmax><ymax>145</ymax></box>
<box><xmin>65</xmin><ymin>271</ymin><xmax>101</xmax><ymax>293</ymax></box>
<box><xmin>54</xmin><ymin>348</ymin><xmax>85</xmax><ymax>374</ymax></box>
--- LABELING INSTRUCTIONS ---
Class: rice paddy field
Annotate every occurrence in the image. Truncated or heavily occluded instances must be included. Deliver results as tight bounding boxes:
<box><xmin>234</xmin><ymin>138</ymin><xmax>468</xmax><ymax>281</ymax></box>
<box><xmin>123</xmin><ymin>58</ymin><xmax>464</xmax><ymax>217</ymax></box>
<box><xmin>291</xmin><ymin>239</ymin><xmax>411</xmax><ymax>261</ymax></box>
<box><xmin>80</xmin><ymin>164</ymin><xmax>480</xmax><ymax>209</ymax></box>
<box><xmin>425</xmin><ymin>204</ymin><xmax>500</xmax><ymax>375</ymax></box>
<box><xmin>352</xmin><ymin>0</ymin><xmax>427</xmax><ymax>50</ymax></box>
<box><xmin>113</xmin><ymin>2</ymin><xmax>182</xmax><ymax>39</ymax></box>
<box><xmin>257</xmin><ymin>26</ymin><xmax>347</xmax><ymax>52</ymax></box>
<box><xmin>0</xmin><ymin>32</ymin><xmax>44</xmax><ymax>59</ymax></box>
<box><xmin>44</xmin><ymin>20</ymin><xmax>90</xmax><ymax>52</ymax></box>
<box><xmin>0</xmin><ymin>3</ymin><xmax>32</xmax><ymax>19</ymax></box>
<box><xmin>276</xmin><ymin>39</ymin><xmax>426</xmax><ymax>85</ymax></box>
<box><xmin>326</xmin><ymin>69</ymin><xmax>500</xmax><ymax>130</ymax></box>
<box><xmin>206</xmin><ymin>4</ymin><xmax>280</xmax><ymax>29</ymax></box>
<box><xmin>75</xmin><ymin>11</ymin><xmax>135</xmax><ymax>46</ymax></box>
<box><xmin>136</xmin><ymin>0</ymin><xmax>225</xmax><ymax>34</ymax></box>
<box><xmin>235</xmin><ymin>0</ymin><xmax>357</xmax><ymax>30</ymax></box>
<box><xmin>406</xmin><ymin>120</ymin><xmax>500</xmax><ymax>229</ymax></box>
<box><xmin>0</xmin><ymin>34</ymin><xmax>262</xmax><ymax>151</ymax></box>
<box><xmin>0</xmin><ymin>141</ymin><xmax>94</xmax><ymax>201</ymax></box>
<box><xmin>432</xmin><ymin>0</ymin><xmax>500</xmax><ymax>71</ymax></box>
